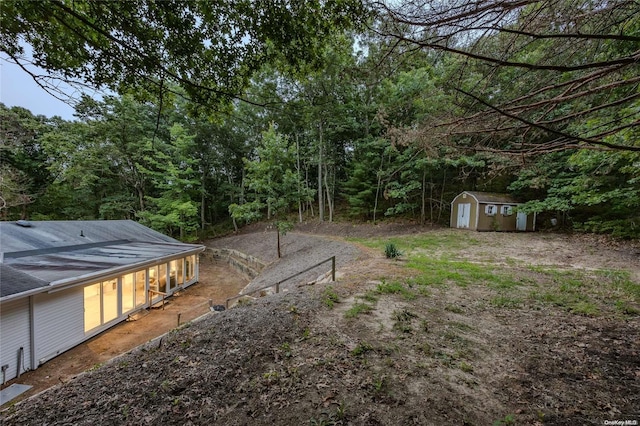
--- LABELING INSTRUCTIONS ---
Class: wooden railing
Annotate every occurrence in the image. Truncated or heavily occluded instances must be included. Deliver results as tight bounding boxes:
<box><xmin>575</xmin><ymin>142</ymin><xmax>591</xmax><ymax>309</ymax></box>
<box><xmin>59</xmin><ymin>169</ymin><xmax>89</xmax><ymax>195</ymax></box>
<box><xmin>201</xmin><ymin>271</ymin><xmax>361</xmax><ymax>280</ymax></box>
<box><xmin>148</xmin><ymin>289</ymin><xmax>168</xmax><ymax>310</ymax></box>
<box><xmin>225</xmin><ymin>256</ymin><xmax>336</xmax><ymax>309</ymax></box>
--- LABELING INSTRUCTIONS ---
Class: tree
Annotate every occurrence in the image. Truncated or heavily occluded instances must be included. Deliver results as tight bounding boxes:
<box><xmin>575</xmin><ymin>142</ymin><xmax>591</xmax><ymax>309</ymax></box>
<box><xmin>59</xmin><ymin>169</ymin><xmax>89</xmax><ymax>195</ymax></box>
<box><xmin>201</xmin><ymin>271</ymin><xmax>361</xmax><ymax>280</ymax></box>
<box><xmin>229</xmin><ymin>124</ymin><xmax>312</xmax><ymax>257</ymax></box>
<box><xmin>138</xmin><ymin>123</ymin><xmax>201</xmax><ymax>240</ymax></box>
<box><xmin>372</xmin><ymin>0</ymin><xmax>640</xmax><ymax>153</ymax></box>
<box><xmin>1</xmin><ymin>0</ymin><xmax>368</xmax><ymax>110</ymax></box>
<box><xmin>0</xmin><ymin>104</ymin><xmax>52</xmax><ymax>219</ymax></box>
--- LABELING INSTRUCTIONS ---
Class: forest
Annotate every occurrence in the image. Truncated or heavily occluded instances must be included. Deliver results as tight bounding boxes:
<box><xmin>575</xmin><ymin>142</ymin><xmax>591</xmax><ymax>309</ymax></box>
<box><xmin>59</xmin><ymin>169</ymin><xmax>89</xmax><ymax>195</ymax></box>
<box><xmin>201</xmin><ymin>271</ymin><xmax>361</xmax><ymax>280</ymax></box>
<box><xmin>1</xmin><ymin>0</ymin><xmax>639</xmax><ymax>239</ymax></box>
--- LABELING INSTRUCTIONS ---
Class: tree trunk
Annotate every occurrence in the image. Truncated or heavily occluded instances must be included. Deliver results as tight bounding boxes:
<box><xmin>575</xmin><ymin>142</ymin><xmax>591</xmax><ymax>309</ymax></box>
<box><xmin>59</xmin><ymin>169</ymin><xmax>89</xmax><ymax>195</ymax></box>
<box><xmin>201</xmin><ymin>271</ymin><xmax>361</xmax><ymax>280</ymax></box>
<box><xmin>317</xmin><ymin>121</ymin><xmax>324</xmax><ymax>222</ymax></box>
<box><xmin>277</xmin><ymin>226</ymin><xmax>281</xmax><ymax>258</ymax></box>
<box><xmin>324</xmin><ymin>164</ymin><xmax>333</xmax><ymax>222</ymax></box>
<box><xmin>437</xmin><ymin>169</ymin><xmax>446</xmax><ymax>223</ymax></box>
<box><xmin>201</xmin><ymin>169</ymin><xmax>206</xmax><ymax>231</ymax></box>
<box><xmin>421</xmin><ymin>168</ymin><xmax>426</xmax><ymax>225</ymax></box>
<box><xmin>373</xmin><ymin>150</ymin><xmax>385</xmax><ymax>224</ymax></box>
<box><xmin>296</xmin><ymin>134</ymin><xmax>303</xmax><ymax>223</ymax></box>
<box><xmin>136</xmin><ymin>185</ymin><xmax>145</xmax><ymax>211</ymax></box>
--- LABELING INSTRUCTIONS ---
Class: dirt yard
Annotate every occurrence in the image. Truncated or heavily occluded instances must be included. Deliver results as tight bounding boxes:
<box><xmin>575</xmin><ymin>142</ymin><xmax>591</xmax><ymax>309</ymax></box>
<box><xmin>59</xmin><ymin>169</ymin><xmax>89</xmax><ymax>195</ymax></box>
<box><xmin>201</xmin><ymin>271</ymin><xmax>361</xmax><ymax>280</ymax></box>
<box><xmin>2</xmin><ymin>222</ymin><xmax>639</xmax><ymax>425</ymax></box>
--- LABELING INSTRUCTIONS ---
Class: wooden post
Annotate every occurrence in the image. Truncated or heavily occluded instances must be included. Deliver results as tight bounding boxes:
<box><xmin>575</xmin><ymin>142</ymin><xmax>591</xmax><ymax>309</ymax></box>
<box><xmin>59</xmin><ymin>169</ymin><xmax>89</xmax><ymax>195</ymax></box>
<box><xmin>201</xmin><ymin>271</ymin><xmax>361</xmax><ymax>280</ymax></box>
<box><xmin>177</xmin><ymin>313</ymin><xmax>182</xmax><ymax>326</ymax></box>
<box><xmin>331</xmin><ymin>256</ymin><xmax>336</xmax><ymax>281</ymax></box>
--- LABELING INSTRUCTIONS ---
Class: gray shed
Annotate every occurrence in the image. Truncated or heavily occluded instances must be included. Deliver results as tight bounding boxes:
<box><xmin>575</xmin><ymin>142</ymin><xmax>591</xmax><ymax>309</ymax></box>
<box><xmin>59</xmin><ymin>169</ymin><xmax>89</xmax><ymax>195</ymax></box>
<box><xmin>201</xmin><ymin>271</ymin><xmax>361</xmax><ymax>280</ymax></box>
<box><xmin>0</xmin><ymin>220</ymin><xmax>204</xmax><ymax>383</ymax></box>
<box><xmin>450</xmin><ymin>191</ymin><xmax>536</xmax><ymax>232</ymax></box>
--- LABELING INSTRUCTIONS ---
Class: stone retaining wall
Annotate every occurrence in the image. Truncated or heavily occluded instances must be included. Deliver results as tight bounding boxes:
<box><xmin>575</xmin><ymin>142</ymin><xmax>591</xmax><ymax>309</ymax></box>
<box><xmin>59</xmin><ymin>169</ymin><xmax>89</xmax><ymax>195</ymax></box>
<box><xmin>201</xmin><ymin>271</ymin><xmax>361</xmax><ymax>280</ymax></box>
<box><xmin>203</xmin><ymin>248</ymin><xmax>267</xmax><ymax>279</ymax></box>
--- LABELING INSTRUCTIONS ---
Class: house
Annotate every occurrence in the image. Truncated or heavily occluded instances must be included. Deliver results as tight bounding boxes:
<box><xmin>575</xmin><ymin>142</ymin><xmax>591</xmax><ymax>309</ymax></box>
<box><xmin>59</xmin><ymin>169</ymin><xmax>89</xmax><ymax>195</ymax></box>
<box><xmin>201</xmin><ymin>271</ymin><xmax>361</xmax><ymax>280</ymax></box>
<box><xmin>450</xmin><ymin>191</ymin><xmax>536</xmax><ymax>232</ymax></box>
<box><xmin>0</xmin><ymin>220</ymin><xmax>205</xmax><ymax>383</ymax></box>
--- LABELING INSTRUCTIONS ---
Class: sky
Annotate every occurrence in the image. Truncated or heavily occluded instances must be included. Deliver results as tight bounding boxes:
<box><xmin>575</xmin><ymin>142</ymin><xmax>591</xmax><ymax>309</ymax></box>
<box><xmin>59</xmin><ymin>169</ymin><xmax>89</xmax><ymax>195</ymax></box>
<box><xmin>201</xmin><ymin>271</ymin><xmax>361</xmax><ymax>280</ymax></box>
<box><xmin>1</xmin><ymin>56</ymin><xmax>77</xmax><ymax>120</ymax></box>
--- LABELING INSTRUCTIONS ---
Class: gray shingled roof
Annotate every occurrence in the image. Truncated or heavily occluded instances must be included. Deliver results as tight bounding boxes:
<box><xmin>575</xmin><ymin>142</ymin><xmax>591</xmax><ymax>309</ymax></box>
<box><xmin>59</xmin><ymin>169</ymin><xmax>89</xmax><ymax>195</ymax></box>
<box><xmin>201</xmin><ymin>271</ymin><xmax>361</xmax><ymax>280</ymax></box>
<box><xmin>464</xmin><ymin>191</ymin><xmax>520</xmax><ymax>204</ymax></box>
<box><xmin>0</xmin><ymin>264</ymin><xmax>49</xmax><ymax>298</ymax></box>
<box><xmin>1</xmin><ymin>220</ymin><xmax>204</xmax><ymax>300</ymax></box>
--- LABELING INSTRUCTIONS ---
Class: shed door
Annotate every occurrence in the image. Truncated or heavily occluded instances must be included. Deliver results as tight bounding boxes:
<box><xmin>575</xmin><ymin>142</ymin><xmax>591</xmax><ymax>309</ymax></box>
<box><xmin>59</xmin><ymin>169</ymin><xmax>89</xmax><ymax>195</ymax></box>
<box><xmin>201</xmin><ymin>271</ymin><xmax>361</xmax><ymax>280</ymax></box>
<box><xmin>457</xmin><ymin>203</ymin><xmax>471</xmax><ymax>228</ymax></box>
<box><xmin>516</xmin><ymin>211</ymin><xmax>527</xmax><ymax>231</ymax></box>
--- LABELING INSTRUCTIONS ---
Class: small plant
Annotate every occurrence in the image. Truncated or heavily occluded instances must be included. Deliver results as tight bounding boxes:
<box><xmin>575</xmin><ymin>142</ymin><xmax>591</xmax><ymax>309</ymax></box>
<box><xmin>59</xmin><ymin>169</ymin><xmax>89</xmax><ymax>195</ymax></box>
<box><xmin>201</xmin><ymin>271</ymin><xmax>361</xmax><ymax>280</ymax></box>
<box><xmin>419</xmin><ymin>342</ymin><xmax>433</xmax><ymax>355</ymax></box>
<box><xmin>262</xmin><ymin>370</ymin><xmax>280</xmax><ymax>383</ymax></box>
<box><xmin>280</xmin><ymin>342</ymin><xmax>292</xmax><ymax>358</ymax></box>
<box><xmin>323</xmin><ymin>286</ymin><xmax>340</xmax><ymax>308</ymax></box>
<box><xmin>351</xmin><ymin>342</ymin><xmax>373</xmax><ymax>356</ymax></box>
<box><xmin>458</xmin><ymin>361</ymin><xmax>474</xmax><ymax>373</ymax></box>
<box><xmin>493</xmin><ymin>414</ymin><xmax>516</xmax><ymax>426</ymax></box>
<box><xmin>384</xmin><ymin>242</ymin><xmax>403</xmax><ymax>259</ymax></box>
<box><xmin>87</xmin><ymin>363</ymin><xmax>103</xmax><ymax>372</ymax></box>
<box><xmin>444</xmin><ymin>304</ymin><xmax>464</xmax><ymax>314</ymax></box>
<box><xmin>301</xmin><ymin>327</ymin><xmax>311</xmax><ymax>339</ymax></box>
<box><xmin>393</xmin><ymin>309</ymin><xmax>417</xmax><ymax>334</ymax></box>
<box><xmin>360</xmin><ymin>291</ymin><xmax>379</xmax><ymax>303</ymax></box>
<box><xmin>309</xmin><ymin>411</ymin><xmax>341</xmax><ymax>426</ymax></box>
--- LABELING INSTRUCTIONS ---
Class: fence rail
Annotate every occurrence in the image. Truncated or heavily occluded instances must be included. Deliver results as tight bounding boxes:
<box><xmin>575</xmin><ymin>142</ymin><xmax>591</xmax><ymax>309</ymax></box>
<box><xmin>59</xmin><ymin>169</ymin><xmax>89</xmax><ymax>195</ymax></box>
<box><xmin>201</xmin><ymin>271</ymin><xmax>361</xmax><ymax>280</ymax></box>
<box><xmin>226</xmin><ymin>256</ymin><xmax>336</xmax><ymax>309</ymax></box>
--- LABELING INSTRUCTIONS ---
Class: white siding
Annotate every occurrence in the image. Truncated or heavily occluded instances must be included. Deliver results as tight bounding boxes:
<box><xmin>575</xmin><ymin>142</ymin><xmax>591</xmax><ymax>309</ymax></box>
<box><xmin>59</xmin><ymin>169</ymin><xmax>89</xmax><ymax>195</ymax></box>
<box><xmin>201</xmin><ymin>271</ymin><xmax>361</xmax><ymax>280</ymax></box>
<box><xmin>0</xmin><ymin>298</ymin><xmax>32</xmax><ymax>382</ymax></box>
<box><xmin>33</xmin><ymin>287</ymin><xmax>84</xmax><ymax>365</ymax></box>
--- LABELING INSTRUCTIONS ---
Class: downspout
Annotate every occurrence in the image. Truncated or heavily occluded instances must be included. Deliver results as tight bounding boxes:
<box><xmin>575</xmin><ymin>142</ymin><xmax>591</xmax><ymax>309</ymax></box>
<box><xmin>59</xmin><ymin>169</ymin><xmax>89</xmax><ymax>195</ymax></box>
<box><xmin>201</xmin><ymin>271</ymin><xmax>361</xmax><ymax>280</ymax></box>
<box><xmin>17</xmin><ymin>347</ymin><xmax>24</xmax><ymax>378</ymax></box>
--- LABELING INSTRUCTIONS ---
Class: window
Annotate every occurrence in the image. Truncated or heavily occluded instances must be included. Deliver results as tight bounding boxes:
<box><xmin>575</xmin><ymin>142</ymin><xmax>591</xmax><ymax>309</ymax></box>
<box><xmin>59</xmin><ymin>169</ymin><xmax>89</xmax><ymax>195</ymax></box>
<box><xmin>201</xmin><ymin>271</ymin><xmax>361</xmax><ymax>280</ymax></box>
<box><xmin>102</xmin><ymin>279</ymin><xmax>118</xmax><ymax>323</ymax></box>
<box><xmin>84</xmin><ymin>278</ymin><xmax>120</xmax><ymax>333</ymax></box>
<box><xmin>84</xmin><ymin>283</ymin><xmax>101</xmax><ymax>332</ymax></box>
<box><xmin>158</xmin><ymin>263</ymin><xmax>167</xmax><ymax>293</ymax></box>
<box><xmin>186</xmin><ymin>255</ymin><xmax>195</xmax><ymax>281</ymax></box>
<box><xmin>135</xmin><ymin>270</ymin><xmax>146</xmax><ymax>307</ymax></box>
<box><xmin>177</xmin><ymin>258</ymin><xmax>185</xmax><ymax>286</ymax></box>
<box><xmin>485</xmin><ymin>205</ymin><xmax>497</xmax><ymax>216</ymax></box>
<box><xmin>122</xmin><ymin>273</ymin><xmax>135</xmax><ymax>313</ymax></box>
<box><xmin>501</xmin><ymin>205</ymin><xmax>513</xmax><ymax>216</ymax></box>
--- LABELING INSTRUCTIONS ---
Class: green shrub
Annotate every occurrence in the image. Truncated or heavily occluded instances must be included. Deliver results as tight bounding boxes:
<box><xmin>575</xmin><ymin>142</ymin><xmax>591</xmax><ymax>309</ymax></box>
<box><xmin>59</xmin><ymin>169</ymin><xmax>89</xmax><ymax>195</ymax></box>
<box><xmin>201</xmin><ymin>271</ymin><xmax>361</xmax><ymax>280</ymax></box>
<box><xmin>384</xmin><ymin>242</ymin><xmax>403</xmax><ymax>259</ymax></box>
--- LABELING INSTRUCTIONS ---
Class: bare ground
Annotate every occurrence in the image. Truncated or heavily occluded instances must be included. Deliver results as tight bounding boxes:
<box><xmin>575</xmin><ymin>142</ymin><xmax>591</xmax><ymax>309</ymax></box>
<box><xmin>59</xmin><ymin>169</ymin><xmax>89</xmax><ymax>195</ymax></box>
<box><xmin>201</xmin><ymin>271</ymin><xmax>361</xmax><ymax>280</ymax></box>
<box><xmin>2</xmin><ymin>222</ymin><xmax>639</xmax><ymax>425</ymax></box>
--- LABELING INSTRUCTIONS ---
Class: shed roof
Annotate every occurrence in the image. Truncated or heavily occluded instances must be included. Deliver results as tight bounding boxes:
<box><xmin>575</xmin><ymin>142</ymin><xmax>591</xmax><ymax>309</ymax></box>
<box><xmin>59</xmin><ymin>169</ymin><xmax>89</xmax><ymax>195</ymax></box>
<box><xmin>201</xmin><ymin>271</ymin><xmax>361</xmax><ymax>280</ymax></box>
<box><xmin>461</xmin><ymin>191</ymin><xmax>520</xmax><ymax>205</ymax></box>
<box><xmin>0</xmin><ymin>220</ymin><xmax>204</xmax><ymax>300</ymax></box>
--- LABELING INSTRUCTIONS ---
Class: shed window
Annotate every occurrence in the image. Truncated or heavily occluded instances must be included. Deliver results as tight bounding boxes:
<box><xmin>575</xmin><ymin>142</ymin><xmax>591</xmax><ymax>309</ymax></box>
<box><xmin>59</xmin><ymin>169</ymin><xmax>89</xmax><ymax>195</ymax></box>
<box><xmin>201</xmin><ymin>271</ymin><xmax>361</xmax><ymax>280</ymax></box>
<box><xmin>485</xmin><ymin>205</ymin><xmax>497</xmax><ymax>216</ymax></box>
<box><xmin>501</xmin><ymin>205</ymin><xmax>514</xmax><ymax>216</ymax></box>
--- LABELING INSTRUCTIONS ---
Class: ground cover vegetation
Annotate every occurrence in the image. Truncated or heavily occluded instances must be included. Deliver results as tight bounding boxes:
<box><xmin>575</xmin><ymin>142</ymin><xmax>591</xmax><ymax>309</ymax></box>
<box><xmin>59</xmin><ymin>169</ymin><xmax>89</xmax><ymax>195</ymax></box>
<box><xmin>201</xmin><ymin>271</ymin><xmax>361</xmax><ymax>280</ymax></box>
<box><xmin>1</xmin><ymin>0</ymin><xmax>639</xmax><ymax>238</ymax></box>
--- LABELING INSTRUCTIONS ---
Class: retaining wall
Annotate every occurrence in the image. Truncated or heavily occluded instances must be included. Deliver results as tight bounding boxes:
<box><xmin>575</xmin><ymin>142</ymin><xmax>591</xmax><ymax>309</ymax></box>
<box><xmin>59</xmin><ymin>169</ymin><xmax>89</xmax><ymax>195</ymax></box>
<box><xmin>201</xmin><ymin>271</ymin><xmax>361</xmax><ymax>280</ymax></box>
<box><xmin>203</xmin><ymin>248</ymin><xmax>266</xmax><ymax>279</ymax></box>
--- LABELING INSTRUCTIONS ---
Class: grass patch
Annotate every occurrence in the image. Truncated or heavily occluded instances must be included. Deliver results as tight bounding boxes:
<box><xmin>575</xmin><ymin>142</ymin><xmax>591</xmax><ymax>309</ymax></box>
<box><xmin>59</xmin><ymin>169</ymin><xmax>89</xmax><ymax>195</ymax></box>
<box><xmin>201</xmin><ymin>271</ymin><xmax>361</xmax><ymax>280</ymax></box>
<box><xmin>525</xmin><ymin>266</ymin><xmax>638</xmax><ymax>316</ymax></box>
<box><xmin>491</xmin><ymin>295</ymin><xmax>522</xmax><ymax>309</ymax></box>
<box><xmin>375</xmin><ymin>279</ymin><xmax>416</xmax><ymax>300</ymax></box>
<box><xmin>322</xmin><ymin>286</ymin><xmax>340</xmax><ymax>308</ymax></box>
<box><xmin>351</xmin><ymin>233</ymin><xmax>638</xmax><ymax>317</ymax></box>
<box><xmin>348</xmin><ymin>231</ymin><xmax>479</xmax><ymax>255</ymax></box>
<box><xmin>345</xmin><ymin>302</ymin><xmax>374</xmax><ymax>318</ymax></box>
<box><xmin>407</xmin><ymin>256</ymin><xmax>515</xmax><ymax>289</ymax></box>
